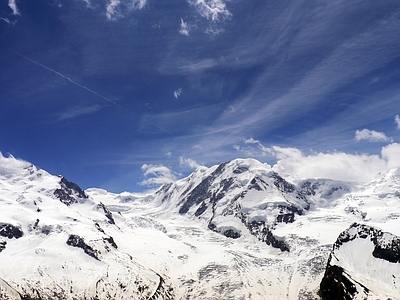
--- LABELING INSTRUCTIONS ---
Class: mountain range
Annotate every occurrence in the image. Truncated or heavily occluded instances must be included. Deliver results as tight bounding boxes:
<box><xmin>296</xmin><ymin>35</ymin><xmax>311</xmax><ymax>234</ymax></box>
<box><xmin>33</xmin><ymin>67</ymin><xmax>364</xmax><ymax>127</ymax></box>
<box><xmin>0</xmin><ymin>154</ymin><xmax>399</xmax><ymax>299</ymax></box>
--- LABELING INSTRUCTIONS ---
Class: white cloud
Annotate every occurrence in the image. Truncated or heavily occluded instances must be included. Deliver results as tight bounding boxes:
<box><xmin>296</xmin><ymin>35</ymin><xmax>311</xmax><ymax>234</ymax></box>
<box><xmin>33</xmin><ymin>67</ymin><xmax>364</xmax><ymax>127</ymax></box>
<box><xmin>179</xmin><ymin>19</ymin><xmax>190</xmax><ymax>36</ymax></box>
<box><xmin>234</xmin><ymin>138</ymin><xmax>400</xmax><ymax>183</ymax></box>
<box><xmin>244</xmin><ymin>138</ymin><xmax>270</xmax><ymax>154</ymax></box>
<box><xmin>8</xmin><ymin>0</ymin><xmax>20</xmax><ymax>15</ymax></box>
<box><xmin>205</xmin><ymin>26</ymin><xmax>224</xmax><ymax>35</ymax></box>
<box><xmin>355</xmin><ymin>129</ymin><xmax>392</xmax><ymax>142</ymax></box>
<box><xmin>381</xmin><ymin>143</ymin><xmax>400</xmax><ymax>168</ymax></box>
<box><xmin>56</xmin><ymin>105</ymin><xmax>102</xmax><ymax>121</ymax></box>
<box><xmin>180</xmin><ymin>58</ymin><xmax>218</xmax><ymax>73</ymax></box>
<box><xmin>173</xmin><ymin>88</ymin><xmax>182</xmax><ymax>99</ymax></box>
<box><xmin>126</xmin><ymin>0</ymin><xmax>147</xmax><ymax>11</ymax></box>
<box><xmin>233</xmin><ymin>138</ymin><xmax>271</xmax><ymax>157</ymax></box>
<box><xmin>204</xmin><ymin>6</ymin><xmax>400</xmax><ymax>145</ymax></box>
<box><xmin>141</xmin><ymin>164</ymin><xmax>177</xmax><ymax>186</ymax></box>
<box><xmin>0</xmin><ymin>17</ymin><xmax>17</xmax><ymax>25</ymax></box>
<box><xmin>0</xmin><ymin>152</ymin><xmax>31</xmax><ymax>178</ymax></box>
<box><xmin>188</xmin><ymin>0</ymin><xmax>231</xmax><ymax>22</ymax></box>
<box><xmin>106</xmin><ymin>0</ymin><xmax>147</xmax><ymax>21</ymax></box>
<box><xmin>395</xmin><ymin>115</ymin><xmax>400</xmax><ymax>129</ymax></box>
<box><xmin>179</xmin><ymin>157</ymin><xmax>201</xmax><ymax>169</ymax></box>
<box><xmin>106</xmin><ymin>0</ymin><xmax>121</xmax><ymax>21</ymax></box>
<box><xmin>270</xmin><ymin>143</ymin><xmax>400</xmax><ymax>183</ymax></box>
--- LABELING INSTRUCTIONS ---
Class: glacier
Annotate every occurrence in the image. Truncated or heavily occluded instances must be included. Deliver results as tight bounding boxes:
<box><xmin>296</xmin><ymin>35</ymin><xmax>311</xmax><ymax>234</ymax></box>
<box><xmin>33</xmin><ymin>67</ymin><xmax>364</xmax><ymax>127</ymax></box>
<box><xmin>0</xmin><ymin>154</ymin><xmax>399</xmax><ymax>299</ymax></box>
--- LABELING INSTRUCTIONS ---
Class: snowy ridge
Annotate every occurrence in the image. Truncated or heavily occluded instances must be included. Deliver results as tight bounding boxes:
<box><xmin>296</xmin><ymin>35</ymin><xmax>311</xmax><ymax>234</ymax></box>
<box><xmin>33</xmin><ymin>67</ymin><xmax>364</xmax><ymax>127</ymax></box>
<box><xmin>0</xmin><ymin>153</ymin><xmax>400</xmax><ymax>299</ymax></box>
<box><xmin>320</xmin><ymin>223</ymin><xmax>400</xmax><ymax>299</ymax></box>
<box><xmin>150</xmin><ymin>159</ymin><xmax>353</xmax><ymax>251</ymax></box>
<box><xmin>0</xmin><ymin>154</ymin><xmax>174</xmax><ymax>300</ymax></box>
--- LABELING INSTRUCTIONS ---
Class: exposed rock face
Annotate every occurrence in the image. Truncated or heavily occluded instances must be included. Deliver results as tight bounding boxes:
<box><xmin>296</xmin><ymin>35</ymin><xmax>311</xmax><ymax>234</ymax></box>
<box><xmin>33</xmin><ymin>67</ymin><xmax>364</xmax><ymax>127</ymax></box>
<box><xmin>334</xmin><ymin>223</ymin><xmax>400</xmax><ymax>263</ymax></box>
<box><xmin>98</xmin><ymin>202</ymin><xmax>115</xmax><ymax>225</ymax></box>
<box><xmin>320</xmin><ymin>223</ymin><xmax>400</xmax><ymax>299</ymax></box>
<box><xmin>0</xmin><ymin>241</ymin><xmax>6</xmax><ymax>252</ymax></box>
<box><xmin>0</xmin><ymin>223</ymin><xmax>23</xmax><ymax>239</ymax></box>
<box><xmin>319</xmin><ymin>263</ymin><xmax>360</xmax><ymax>300</ymax></box>
<box><xmin>54</xmin><ymin>176</ymin><xmax>88</xmax><ymax>206</ymax></box>
<box><xmin>247</xmin><ymin>220</ymin><xmax>290</xmax><ymax>252</ymax></box>
<box><xmin>154</xmin><ymin>159</ymin><xmax>310</xmax><ymax>251</ymax></box>
<box><xmin>66</xmin><ymin>234</ymin><xmax>100</xmax><ymax>261</ymax></box>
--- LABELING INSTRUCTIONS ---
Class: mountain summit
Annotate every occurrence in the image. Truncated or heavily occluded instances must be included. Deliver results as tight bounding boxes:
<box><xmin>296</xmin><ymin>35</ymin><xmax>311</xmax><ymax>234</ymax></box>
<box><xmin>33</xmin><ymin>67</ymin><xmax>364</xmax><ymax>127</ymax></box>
<box><xmin>0</xmin><ymin>154</ymin><xmax>399</xmax><ymax>299</ymax></box>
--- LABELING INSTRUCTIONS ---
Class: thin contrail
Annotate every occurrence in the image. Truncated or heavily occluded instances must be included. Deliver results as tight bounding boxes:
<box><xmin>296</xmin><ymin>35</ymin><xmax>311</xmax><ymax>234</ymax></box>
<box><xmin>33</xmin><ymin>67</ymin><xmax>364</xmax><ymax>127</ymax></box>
<box><xmin>11</xmin><ymin>49</ymin><xmax>174</xmax><ymax>136</ymax></box>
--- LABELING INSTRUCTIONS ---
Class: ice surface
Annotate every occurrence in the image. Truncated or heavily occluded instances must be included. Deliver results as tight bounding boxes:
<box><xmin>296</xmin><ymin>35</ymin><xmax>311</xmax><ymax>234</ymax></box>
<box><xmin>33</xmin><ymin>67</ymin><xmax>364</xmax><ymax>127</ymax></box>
<box><xmin>0</xmin><ymin>155</ymin><xmax>399</xmax><ymax>299</ymax></box>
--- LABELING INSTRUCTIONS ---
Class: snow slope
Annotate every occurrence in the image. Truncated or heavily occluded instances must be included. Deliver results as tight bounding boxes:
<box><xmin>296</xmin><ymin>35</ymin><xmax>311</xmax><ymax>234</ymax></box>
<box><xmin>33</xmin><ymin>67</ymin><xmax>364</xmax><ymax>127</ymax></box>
<box><xmin>1</xmin><ymin>154</ymin><xmax>400</xmax><ymax>299</ymax></box>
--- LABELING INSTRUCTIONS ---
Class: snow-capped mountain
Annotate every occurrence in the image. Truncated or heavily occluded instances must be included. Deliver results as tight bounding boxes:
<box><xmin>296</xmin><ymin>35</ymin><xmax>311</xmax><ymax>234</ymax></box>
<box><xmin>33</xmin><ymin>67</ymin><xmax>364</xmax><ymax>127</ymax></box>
<box><xmin>0</xmin><ymin>156</ymin><xmax>173</xmax><ymax>300</ymax></box>
<box><xmin>0</xmin><ymin>154</ymin><xmax>399</xmax><ymax>299</ymax></box>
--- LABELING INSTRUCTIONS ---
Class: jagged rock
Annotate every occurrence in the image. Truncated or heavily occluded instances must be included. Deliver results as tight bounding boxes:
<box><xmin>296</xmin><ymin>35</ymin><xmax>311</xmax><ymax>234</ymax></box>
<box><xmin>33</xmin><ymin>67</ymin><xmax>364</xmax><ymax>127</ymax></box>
<box><xmin>276</xmin><ymin>212</ymin><xmax>294</xmax><ymax>223</ymax></box>
<box><xmin>319</xmin><ymin>262</ymin><xmax>360</xmax><ymax>300</ymax></box>
<box><xmin>54</xmin><ymin>176</ymin><xmax>88</xmax><ymax>206</ymax></box>
<box><xmin>0</xmin><ymin>223</ymin><xmax>23</xmax><ymax>239</ymax></box>
<box><xmin>319</xmin><ymin>223</ymin><xmax>400</xmax><ymax>299</ymax></box>
<box><xmin>247</xmin><ymin>220</ymin><xmax>290</xmax><ymax>252</ymax></box>
<box><xmin>0</xmin><ymin>241</ymin><xmax>6</xmax><ymax>252</ymax></box>
<box><xmin>66</xmin><ymin>234</ymin><xmax>100</xmax><ymax>260</ymax></box>
<box><xmin>270</xmin><ymin>172</ymin><xmax>296</xmax><ymax>193</ymax></box>
<box><xmin>178</xmin><ymin>162</ymin><xmax>230</xmax><ymax>214</ymax></box>
<box><xmin>334</xmin><ymin>223</ymin><xmax>400</xmax><ymax>263</ymax></box>
<box><xmin>148</xmin><ymin>274</ymin><xmax>174</xmax><ymax>300</ymax></box>
<box><xmin>103</xmin><ymin>236</ymin><xmax>118</xmax><ymax>249</ymax></box>
<box><xmin>98</xmin><ymin>202</ymin><xmax>115</xmax><ymax>224</ymax></box>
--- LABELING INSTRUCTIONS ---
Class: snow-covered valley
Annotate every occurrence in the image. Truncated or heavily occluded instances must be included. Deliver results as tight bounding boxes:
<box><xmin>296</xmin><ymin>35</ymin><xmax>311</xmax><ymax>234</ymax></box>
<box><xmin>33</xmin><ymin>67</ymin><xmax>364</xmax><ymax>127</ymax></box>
<box><xmin>0</xmin><ymin>154</ymin><xmax>399</xmax><ymax>299</ymax></box>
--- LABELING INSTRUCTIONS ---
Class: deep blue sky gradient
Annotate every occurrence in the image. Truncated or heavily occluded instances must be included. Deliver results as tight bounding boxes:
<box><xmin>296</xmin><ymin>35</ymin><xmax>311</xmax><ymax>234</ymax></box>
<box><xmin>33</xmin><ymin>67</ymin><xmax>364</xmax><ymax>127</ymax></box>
<box><xmin>1</xmin><ymin>0</ymin><xmax>400</xmax><ymax>191</ymax></box>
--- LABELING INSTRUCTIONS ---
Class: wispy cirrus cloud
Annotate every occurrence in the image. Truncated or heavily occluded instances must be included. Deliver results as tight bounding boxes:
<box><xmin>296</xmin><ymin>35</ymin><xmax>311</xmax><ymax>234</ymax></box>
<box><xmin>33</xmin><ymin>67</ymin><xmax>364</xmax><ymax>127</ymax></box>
<box><xmin>188</xmin><ymin>0</ymin><xmax>231</xmax><ymax>22</ymax></box>
<box><xmin>56</xmin><ymin>105</ymin><xmax>102</xmax><ymax>121</ymax></box>
<box><xmin>195</xmin><ymin>2</ymin><xmax>400</xmax><ymax>140</ymax></box>
<box><xmin>106</xmin><ymin>0</ymin><xmax>147</xmax><ymax>21</ymax></box>
<box><xmin>8</xmin><ymin>0</ymin><xmax>20</xmax><ymax>15</ymax></box>
<box><xmin>355</xmin><ymin>129</ymin><xmax>392</xmax><ymax>143</ymax></box>
<box><xmin>395</xmin><ymin>115</ymin><xmax>400</xmax><ymax>129</ymax></box>
<box><xmin>179</xmin><ymin>58</ymin><xmax>219</xmax><ymax>73</ymax></box>
<box><xmin>179</xmin><ymin>19</ymin><xmax>190</xmax><ymax>36</ymax></box>
<box><xmin>106</xmin><ymin>0</ymin><xmax>122</xmax><ymax>21</ymax></box>
<box><xmin>0</xmin><ymin>17</ymin><xmax>17</xmax><ymax>25</ymax></box>
<box><xmin>173</xmin><ymin>88</ymin><xmax>182</xmax><ymax>99</ymax></box>
<box><xmin>233</xmin><ymin>138</ymin><xmax>271</xmax><ymax>157</ymax></box>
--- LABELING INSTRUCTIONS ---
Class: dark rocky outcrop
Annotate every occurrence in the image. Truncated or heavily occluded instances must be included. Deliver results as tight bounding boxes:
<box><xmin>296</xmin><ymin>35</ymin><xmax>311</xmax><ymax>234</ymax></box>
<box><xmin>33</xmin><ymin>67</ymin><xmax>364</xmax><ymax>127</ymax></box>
<box><xmin>179</xmin><ymin>162</ymin><xmax>229</xmax><ymax>214</ymax></box>
<box><xmin>319</xmin><ymin>223</ymin><xmax>400</xmax><ymax>299</ymax></box>
<box><xmin>270</xmin><ymin>172</ymin><xmax>296</xmax><ymax>194</ymax></box>
<box><xmin>299</xmin><ymin>181</ymin><xmax>319</xmax><ymax>196</ymax></box>
<box><xmin>319</xmin><ymin>261</ymin><xmax>359</xmax><ymax>300</ymax></box>
<box><xmin>148</xmin><ymin>273</ymin><xmax>174</xmax><ymax>300</ymax></box>
<box><xmin>0</xmin><ymin>223</ymin><xmax>23</xmax><ymax>239</ymax></box>
<box><xmin>248</xmin><ymin>176</ymin><xmax>269</xmax><ymax>191</ymax></box>
<box><xmin>54</xmin><ymin>176</ymin><xmax>88</xmax><ymax>206</ymax></box>
<box><xmin>66</xmin><ymin>234</ymin><xmax>100</xmax><ymax>260</ymax></box>
<box><xmin>0</xmin><ymin>240</ymin><xmax>6</xmax><ymax>252</ymax></box>
<box><xmin>276</xmin><ymin>212</ymin><xmax>295</xmax><ymax>223</ymax></box>
<box><xmin>103</xmin><ymin>236</ymin><xmax>118</xmax><ymax>249</ymax></box>
<box><xmin>222</xmin><ymin>229</ymin><xmax>241</xmax><ymax>239</ymax></box>
<box><xmin>98</xmin><ymin>202</ymin><xmax>115</xmax><ymax>225</ymax></box>
<box><xmin>247</xmin><ymin>220</ymin><xmax>290</xmax><ymax>252</ymax></box>
<box><xmin>334</xmin><ymin>223</ymin><xmax>400</xmax><ymax>263</ymax></box>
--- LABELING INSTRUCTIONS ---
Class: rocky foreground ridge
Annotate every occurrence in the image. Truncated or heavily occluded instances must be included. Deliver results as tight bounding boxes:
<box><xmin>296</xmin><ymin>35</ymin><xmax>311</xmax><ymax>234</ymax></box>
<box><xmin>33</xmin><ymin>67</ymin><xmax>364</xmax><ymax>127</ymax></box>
<box><xmin>0</xmin><ymin>155</ymin><xmax>399</xmax><ymax>299</ymax></box>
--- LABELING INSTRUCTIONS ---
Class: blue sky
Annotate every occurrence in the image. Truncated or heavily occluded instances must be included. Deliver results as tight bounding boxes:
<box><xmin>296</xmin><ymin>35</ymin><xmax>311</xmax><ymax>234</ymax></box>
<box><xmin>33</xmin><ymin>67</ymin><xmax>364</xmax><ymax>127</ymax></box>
<box><xmin>1</xmin><ymin>0</ymin><xmax>400</xmax><ymax>192</ymax></box>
